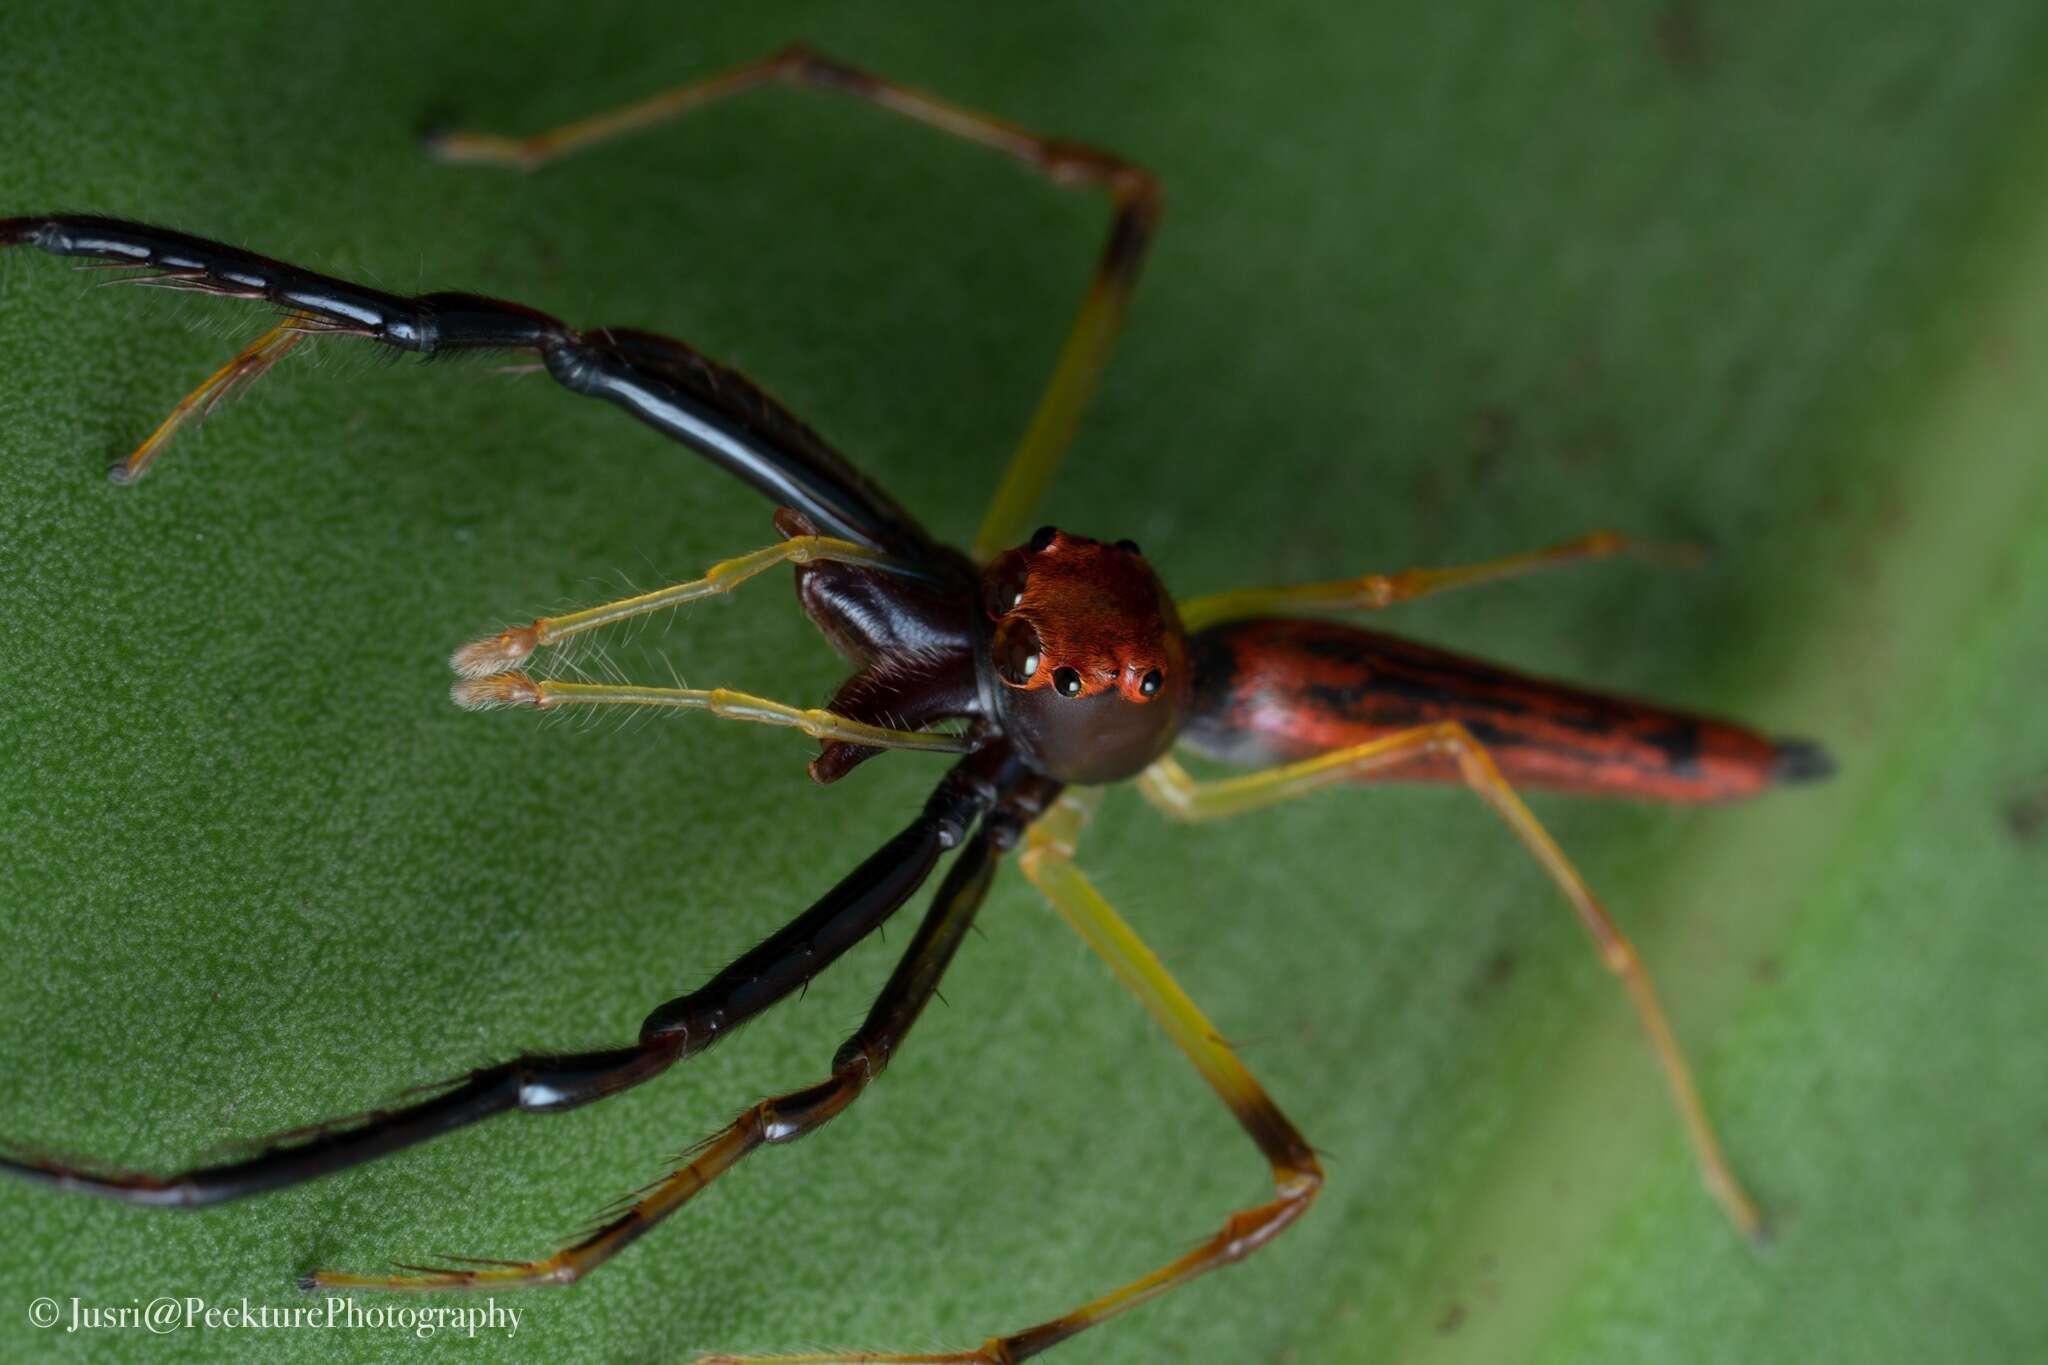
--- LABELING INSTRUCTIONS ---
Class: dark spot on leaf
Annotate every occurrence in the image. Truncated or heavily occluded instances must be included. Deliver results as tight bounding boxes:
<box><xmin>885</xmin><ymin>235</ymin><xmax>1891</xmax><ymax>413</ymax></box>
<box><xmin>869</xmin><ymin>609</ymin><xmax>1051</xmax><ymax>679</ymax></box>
<box><xmin>2002</xmin><ymin>779</ymin><xmax>2048</xmax><ymax>844</ymax></box>
<box><xmin>1467</xmin><ymin>948</ymin><xmax>1519</xmax><ymax>1003</ymax></box>
<box><xmin>1468</xmin><ymin>404</ymin><xmax>1515</xmax><ymax>478</ymax></box>
<box><xmin>1653</xmin><ymin>2</ymin><xmax>1710</xmax><ymax>79</ymax></box>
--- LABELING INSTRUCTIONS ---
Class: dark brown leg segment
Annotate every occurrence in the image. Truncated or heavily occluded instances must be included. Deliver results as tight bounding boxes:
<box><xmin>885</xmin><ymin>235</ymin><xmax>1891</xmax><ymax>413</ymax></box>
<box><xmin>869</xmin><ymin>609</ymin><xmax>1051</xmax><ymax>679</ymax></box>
<box><xmin>427</xmin><ymin>43</ymin><xmax>1163</xmax><ymax>563</ymax></box>
<box><xmin>312</xmin><ymin>787</ymin><xmax>1042</xmax><ymax>1292</ymax></box>
<box><xmin>0</xmin><ymin>751</ymin><xmax>1014</xmax><ymax>1217</ymax></box>
<box><xmin>689</xmin><ymin>794</ymin><xmax>1322</xmax><ymax>1363</ymax></box>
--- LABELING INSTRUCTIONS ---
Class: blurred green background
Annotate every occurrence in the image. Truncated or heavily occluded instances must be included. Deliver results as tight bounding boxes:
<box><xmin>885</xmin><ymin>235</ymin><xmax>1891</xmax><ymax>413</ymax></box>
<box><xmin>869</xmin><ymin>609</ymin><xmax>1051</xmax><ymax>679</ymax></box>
<box><xmin>3</xmin><ymin>3</ymin><xmax>2045</xmax><ymax>1361</ymax></box>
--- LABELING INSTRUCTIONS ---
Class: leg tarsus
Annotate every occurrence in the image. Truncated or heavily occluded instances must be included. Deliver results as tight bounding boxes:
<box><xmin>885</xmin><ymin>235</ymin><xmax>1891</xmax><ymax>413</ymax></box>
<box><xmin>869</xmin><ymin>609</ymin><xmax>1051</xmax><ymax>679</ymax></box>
<box><xmin>106</xmin><ymin>318</ymin><xmax>306</xmax><ymax>483</ymax></box>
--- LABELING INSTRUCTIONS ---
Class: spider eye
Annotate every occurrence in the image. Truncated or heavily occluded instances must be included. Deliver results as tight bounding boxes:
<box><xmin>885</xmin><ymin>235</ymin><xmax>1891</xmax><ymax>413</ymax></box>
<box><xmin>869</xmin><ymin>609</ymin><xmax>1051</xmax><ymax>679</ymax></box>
<box><xmin>992</xmin><ymin>618</ymin><xmax>1042</xmax><ymax>686</ymax></box>
<box><xmin>1052</xmin><ymin>666</ymin><xmax>1083</xmax><ymax>698</ymax></box>
<box><xmin>1116</xmin><ymin>538</ymin><xmax>1142</xmax><ymax>555</ymax></box>
<box><xmin>1139</xmin><ymin>668</ymin><xmax>1162</xmax><ymax>697</ymax></box>
<box><xmin>1028</xmin><ymin>525</ymin><xmax>1059</xmax><ymax>553</ymax></box>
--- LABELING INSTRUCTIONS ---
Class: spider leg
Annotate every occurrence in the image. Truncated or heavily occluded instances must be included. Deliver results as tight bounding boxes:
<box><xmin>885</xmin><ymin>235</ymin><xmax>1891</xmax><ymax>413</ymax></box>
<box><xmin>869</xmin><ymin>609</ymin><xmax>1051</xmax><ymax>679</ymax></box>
<box><xmin>699</xmin><ymin>792</ymin><xmax>1320</xmax><ymax>1363</ymax></box>
<box><xmin>1178</xmin><ymin>529</ymin><xmax>1704</xmax><ymax>631</ymax></box>
<box><xmin>426</xmin><ymin>43</ymin><xmax>1161</xmax><ymax>564</ymax></box>
<box><xmin>1139</xmin><ymin>723</ymin><xmax>1766</xmax><ymax>1239</ymax></box>
<box><xmin>312</xmin><ymin>782</ymin><xmax>1045</xmax><ymax>1293</ymax></box>
<box><xmin>449</xmin><ymin>532</ymin><xmax>929</xmax><ymax>679</ymax></box>
<box><xmin>451</xmin><ymin>670</ymin><xmax>971</xmax><ymax>757</ymax></box>
<box><xmin>1</xmin><ymin>215</ymin><xmax>939</xmax><ymax>560</ymax></box>
<box><xmin>105</xmin><ymin>317</ymin><xmax>307</xmax><ymax>483</ymax></box>
<box><xmin>0</xmin><ymin>750</ymin><xmax>1012</xmax><ymax>1213</ymax></box>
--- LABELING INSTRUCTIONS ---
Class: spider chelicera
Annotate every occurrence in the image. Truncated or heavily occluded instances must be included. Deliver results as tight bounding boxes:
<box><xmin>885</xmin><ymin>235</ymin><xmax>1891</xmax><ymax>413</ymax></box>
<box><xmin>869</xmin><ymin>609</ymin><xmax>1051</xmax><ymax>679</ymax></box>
<box><xmin>0</xmin><ymin>45</ymin><xmax>1828</xmax><ymax>1364</ymax></box>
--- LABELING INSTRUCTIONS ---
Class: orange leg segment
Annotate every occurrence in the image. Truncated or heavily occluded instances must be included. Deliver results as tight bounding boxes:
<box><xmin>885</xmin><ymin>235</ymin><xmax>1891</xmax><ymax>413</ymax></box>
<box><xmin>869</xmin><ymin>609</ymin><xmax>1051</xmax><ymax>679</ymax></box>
<box><xmin>109</xmin><ymin>317</ymin><xmax>305</xmax><ymax>483</ymax></box>
<box><xmin>1139</xmin><ymin>724</ymin><xmax>1766</xmax><ymax>1239</ymax></box>
<box><xmin>1177</xmin><ymin>529</ymin><xmax>1703</xmax><ymax>632</ymax></box>
<box><xmin>694</xmin><ymin>794</ymin><xmax>1323</xmax><ymax>1364</ymax></box>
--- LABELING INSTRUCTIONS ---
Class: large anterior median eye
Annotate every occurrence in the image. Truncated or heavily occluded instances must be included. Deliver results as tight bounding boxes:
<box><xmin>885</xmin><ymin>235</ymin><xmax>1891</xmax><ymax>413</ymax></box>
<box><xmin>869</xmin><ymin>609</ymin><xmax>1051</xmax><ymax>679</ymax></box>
<box><xmin>1139</xmin><ymin>668</ymin><xmax>1162</xmax><ymax>697</ymax></box>
<box><xmin>992</xmin><ymin>616</ymin><xmax>1042</xmax><ymax>686</ymax></box>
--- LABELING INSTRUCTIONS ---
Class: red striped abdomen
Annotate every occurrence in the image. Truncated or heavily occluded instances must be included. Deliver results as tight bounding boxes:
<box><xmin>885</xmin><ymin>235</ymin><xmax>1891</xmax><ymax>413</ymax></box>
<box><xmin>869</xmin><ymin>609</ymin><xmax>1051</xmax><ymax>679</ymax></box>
<box><xmin>1180</xmin><ymin>618</ymin><xmax>1826</xmax><ymax>803</ymax></box>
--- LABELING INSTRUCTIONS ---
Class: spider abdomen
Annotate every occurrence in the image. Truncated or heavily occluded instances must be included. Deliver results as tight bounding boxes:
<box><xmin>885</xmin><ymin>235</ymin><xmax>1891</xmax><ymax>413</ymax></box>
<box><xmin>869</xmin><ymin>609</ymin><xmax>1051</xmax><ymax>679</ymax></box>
<box><xmin>1182</xmin><ymin>617</ymin><xmax>1824</xmax><ymax>803</ymax></box>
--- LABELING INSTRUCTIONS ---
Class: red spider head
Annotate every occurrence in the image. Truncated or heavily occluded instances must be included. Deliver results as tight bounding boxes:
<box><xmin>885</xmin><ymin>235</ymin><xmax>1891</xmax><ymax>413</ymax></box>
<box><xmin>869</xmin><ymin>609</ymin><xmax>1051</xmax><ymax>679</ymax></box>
<box><xmin>977</xmin><ymin>526</ymin><xmax>1188</xmax><ymax>784</ymax></box>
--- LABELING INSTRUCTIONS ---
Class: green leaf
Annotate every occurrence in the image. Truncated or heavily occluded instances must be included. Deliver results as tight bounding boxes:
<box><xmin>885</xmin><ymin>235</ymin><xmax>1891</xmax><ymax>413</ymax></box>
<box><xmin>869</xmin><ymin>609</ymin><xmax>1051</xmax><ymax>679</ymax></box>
<box><xmin>3</xmin><ymin>5</ymin><xmax>2044</xmax><ymax>1362</ymax></box>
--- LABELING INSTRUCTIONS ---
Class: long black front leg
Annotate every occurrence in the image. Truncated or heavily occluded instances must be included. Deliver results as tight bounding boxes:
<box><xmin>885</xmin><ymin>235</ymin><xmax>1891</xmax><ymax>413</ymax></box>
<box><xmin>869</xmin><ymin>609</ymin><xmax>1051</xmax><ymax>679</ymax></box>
<box><xmin>0</xmin><ymin>215</ymin><xmax>944</xmax><ymax>563</ymax></box>
<box><xmin>0</xmin><ymin>746</ymin><xmax>1018</xmax><ymax>1209</ymax></box>
<box><xmin>316</xmin><ymin>777</ymin><xmax>1062</xmax><ymax>1291</ymax></box>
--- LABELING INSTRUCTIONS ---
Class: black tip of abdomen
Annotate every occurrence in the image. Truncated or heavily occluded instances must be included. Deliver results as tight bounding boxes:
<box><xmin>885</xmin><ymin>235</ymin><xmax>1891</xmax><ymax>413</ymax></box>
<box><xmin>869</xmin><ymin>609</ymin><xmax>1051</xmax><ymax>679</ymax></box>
<box><xmin>1771</xmin><ymin>738</ymin><xmax>1836</xmax><ymax>785</ymax></box>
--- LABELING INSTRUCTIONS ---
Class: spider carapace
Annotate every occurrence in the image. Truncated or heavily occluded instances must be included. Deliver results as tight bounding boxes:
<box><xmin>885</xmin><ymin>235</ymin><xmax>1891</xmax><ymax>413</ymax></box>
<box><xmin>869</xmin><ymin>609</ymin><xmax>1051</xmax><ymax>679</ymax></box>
<box><xmin>0</xmin><ymin>44</ymin><xmax>1827</xmax><ymax>1365</ymax></box>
